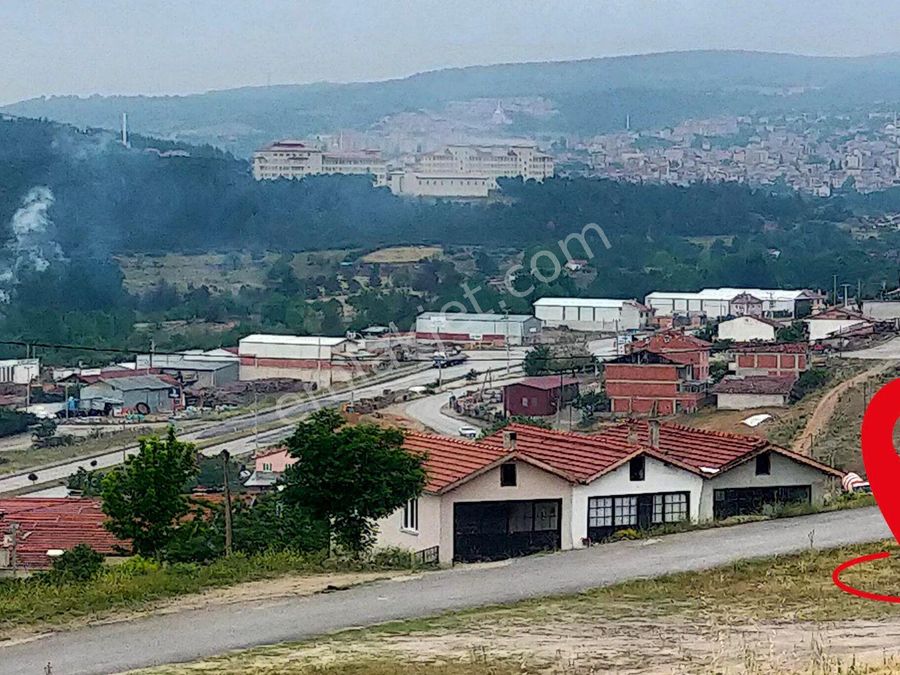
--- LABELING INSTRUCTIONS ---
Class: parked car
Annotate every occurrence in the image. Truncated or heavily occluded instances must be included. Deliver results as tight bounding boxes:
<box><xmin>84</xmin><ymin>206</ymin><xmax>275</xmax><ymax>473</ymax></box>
<box><xmin>458</xmin><ymin>425</ymin><xmax>479</xmax><ymax>439</ymax></box>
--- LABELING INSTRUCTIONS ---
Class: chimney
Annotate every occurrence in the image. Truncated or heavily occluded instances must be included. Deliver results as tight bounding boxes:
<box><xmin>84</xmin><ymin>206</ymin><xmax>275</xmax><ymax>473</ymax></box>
<box><xmin>626</xmin><ymin>425</ymin><xmax>638</xmax><ymax>445</ymax></box>
<box><xmin>648</xmin><ymin>419</ymin><xmax>661</xmax><ymax>451</ymax></box>
<box><xmin>503</xmin><ymin>430</ymin><xmax>517</xmax><ymax>450</ymax></box>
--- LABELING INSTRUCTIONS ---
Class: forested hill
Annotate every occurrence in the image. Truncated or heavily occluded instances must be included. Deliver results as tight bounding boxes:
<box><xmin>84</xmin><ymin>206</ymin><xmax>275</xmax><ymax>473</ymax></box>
<box><xmin>0</xmin><ymin>114</ymin><xmax>829</xmax><ymax>260</ymax></box>
<box><xmin>5</xmin><ymin>50</ymin><xmax>900</xmax><ymax>156</ymax></box>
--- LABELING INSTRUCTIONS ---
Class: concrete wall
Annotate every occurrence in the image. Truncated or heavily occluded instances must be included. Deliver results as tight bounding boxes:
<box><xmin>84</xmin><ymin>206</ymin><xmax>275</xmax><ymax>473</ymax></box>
<box><xmin>698</xmin><ymin>453</ymin><xmax>833</xmax><ymax>520</ymax></box>
<box><xmin>375</xmin><ymin>493</ymin><xmax>442</xmax><ymax>555</ymax></box>
<box><xmin>716</xmin><ymin>392</ymin><xmax>788</xmax><ymax>410</ymax></box>
<box><xmin>805</xmin><ymin>319</ymin><xmax>868</xmax><ymax>343</ymax></box>
<box><xmin>717</xmin><ymin>317</ymin><xmax>777</xmax><ymax>342</ymax></box>
<box><xmin>572</xmin><ymin>457</ymin><xmax>704</xmax><ymax>544</ymax></box>
<box><xmin>862</xmin><ymin>301</ymin><xmax>900</xmax><ymax>321</ymax></box>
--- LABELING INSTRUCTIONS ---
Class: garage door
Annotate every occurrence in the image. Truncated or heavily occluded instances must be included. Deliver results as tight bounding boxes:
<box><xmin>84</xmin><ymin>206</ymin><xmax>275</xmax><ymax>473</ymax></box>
<box><xmin>713</xmin><ymin>485</ymin><xmax>811</xmax><ymax>520</ymax></box>
<box><xmin>453</xmin><ymin>500</ymin><xmax>561</xmax><ymax>563</ymax></box>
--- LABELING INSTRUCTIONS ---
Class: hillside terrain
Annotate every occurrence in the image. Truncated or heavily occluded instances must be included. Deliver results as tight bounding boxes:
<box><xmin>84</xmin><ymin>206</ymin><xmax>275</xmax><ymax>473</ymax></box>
<box><xmin>6</xmin><ymin>51</ymin><xmax>900</xmax><ymax>155</ymax></box>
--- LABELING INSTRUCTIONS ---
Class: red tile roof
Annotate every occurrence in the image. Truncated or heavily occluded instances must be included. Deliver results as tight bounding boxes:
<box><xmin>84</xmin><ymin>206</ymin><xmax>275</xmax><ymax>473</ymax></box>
<box><xmin>509</xmin><ymin>376</ymin><xmax>580</xmax><ymax>391</ymax></box>
<box><xmin>404</xmin><ymin>420</ymin><xmax>842</xmax><ymax>493</ymax></box>
<box><xmin>0</xmin><ymin>498</ymin><xmax>126</xmax><ymax>570</ymax></box>
<box><xmin>404</xmin><ymin>433</ymin><xmax>507</xmax><ymax>493</ymax></box>
<box><xmin>629</xmin><ymin>330</ymin><xmax>712</xmax><ymax>354</ymax></box>
<box><xmin>712</xmin><ymin>375</ymin><xmax>797</xmax><ymax>395</ymax></box>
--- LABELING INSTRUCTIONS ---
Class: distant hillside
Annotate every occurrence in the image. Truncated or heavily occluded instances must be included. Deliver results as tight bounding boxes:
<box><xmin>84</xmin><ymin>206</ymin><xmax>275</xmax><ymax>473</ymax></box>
<box><xmin>6</xmin><ymin>51</ymin><xmax>900</xmax><ymax>156</ymax></box>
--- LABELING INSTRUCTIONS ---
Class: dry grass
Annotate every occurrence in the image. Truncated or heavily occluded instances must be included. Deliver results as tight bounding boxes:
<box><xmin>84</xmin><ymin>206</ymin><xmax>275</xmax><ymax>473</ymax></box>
<box><xmin>361</xmin><ymin>246</ymin><xmax>441</xmax><ymax>264</ymax></box>
<box><xmin>137</xmin><ymin>542</ymin><xmax>900</xmax><ymax>674</ymax></box>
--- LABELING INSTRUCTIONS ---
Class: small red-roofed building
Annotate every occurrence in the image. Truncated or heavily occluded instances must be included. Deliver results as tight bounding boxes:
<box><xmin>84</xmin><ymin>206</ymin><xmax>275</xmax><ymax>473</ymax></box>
<box><xmin>503</xmin><ymin>375</ymin><xmax>580</xmax><ymax>417</ymax></box>
<box><xmin>0</xmin><ymin>498</ymin><xmax>126</xmax><ymax>572</ymax></box>
<box><xmin>375</xmin><ymin>421</ymin><xmax>842</xmax><ymax>565</ymax></box>
<box><xmin>729</xmin><ymin>342</ymin><xmax>809</xmax><ymax>377</ymax></box>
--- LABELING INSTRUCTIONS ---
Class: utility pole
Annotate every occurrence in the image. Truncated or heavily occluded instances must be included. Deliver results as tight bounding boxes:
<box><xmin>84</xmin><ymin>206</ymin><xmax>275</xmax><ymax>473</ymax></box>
<box><xmin>841</xmin><ymin>283</ymin><xmax>852</xmax><ymax>307</ymax></box>
<box><xmin>9</xmin><ymin>522</ymin><xmax>19</xmax><ymax>573</ymax></box>
<box><xmin>555</xmin><ymin>371</ymin><xmax>563</xmax><ymax>428</ymax></box>
<box><xmin>149</xmin><ymin>339</ymin><xmax>155</xmax><ymax>370</ymax></box>
<box><xmin>833</xmin><ymin>274</ymin><xmax>838</xmax><ymax>307</ymax></box>
<box><xmin>253</xmin><ymin>382</ymin><xmax>259</xmax><ymax>450</ymax></box>
<box><xmin>220</xmin><ymin>450</ymin><xmax>233</xmax><ymax>555</ymax></box>
<box><xmin>504</xmin><ymin>309</ymin><xmax>511</xmax><ymax>377</ymax></box>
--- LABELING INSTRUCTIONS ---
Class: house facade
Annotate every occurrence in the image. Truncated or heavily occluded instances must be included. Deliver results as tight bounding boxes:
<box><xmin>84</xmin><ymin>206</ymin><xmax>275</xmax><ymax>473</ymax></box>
<box><xmin>503</xmin><ymin>376</ymin><xmax>579</xmax><ymax>417</ymax></box>
<box><xmin>376</xmin><ymin>422</ymin><xmax>843</xmax><ymax>565</ymax></box>
<box><xmin>716</xmin><ymin>316</ymin><xmax>780</xmax><ymax>343</ymax></box>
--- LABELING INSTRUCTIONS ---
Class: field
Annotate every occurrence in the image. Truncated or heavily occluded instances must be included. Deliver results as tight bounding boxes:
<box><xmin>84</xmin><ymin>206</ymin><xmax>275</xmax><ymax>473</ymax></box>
<box><xmin>139</xmin><ymin>542</ymin><xmax>900</xmax><ymax>674</ymax></box>
<box><xmin>116</xmin><ymin>251</ymin><xmax>349</xmax><ymax>293</ymax></box>
<box><xmin>361</xmin><ymin>246</ymin><xmax>442</xmax><ymax>264</ymax></box>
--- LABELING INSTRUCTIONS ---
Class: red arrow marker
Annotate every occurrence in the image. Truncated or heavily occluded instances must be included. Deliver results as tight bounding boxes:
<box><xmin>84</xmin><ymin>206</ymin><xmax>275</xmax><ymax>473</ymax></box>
<box><xmin>861</xmin><ymin>377</ymin><xmax>900</xmax><ymax>545</ymax></box>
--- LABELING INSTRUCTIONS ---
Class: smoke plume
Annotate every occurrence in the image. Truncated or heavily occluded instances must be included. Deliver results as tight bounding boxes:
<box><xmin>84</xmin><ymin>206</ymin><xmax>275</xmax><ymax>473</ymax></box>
<box><xmin>0</xmin><ymin>186</ymin><xmax>65</xmax><ymax>301</ymax></box>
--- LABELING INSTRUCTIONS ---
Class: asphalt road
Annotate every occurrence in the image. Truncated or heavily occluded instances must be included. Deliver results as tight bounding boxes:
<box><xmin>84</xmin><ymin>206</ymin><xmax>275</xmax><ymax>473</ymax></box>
<box><xmin>841</xmin><ymin>335</ymin><xmax>900</xmax><ymax>360</ymax></box>
<box><xmin>1</xmin><ymin>507</ymin><xmax>890</xmax><ymax>675</ymax></box>
<box><xmin>0</xmin><ymin>351</ymin><xmax>523</xmax><ymax>495</ymax></box>
<box><xmin>402</xmin><ymin>371</ymin><xmax>524</xmax><ymax>435</ymax></box>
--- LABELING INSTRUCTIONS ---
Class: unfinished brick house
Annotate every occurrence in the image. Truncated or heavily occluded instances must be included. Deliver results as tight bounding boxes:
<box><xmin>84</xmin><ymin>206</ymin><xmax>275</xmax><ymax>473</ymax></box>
<box><xmin>729</xmin><ymin>343</ymin><xmax>809</xmax><ymax>377</ymax></box>
<box><xmin>604</xmin><ymin>331</ymin><xmax>712</xmax><ymax>415</ymax></box>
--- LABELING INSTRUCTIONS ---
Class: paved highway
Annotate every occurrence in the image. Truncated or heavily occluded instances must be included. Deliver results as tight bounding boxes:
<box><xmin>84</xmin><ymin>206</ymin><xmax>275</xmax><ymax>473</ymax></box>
<box><xmin>0</xmin><ymin>351</ymin><xmax>522</xmax><ymax>495</ymax></box>
<box><xmin>0</xmin><ymin>507</ymin><xmax>889</xmax><ymax>675</ymax></box>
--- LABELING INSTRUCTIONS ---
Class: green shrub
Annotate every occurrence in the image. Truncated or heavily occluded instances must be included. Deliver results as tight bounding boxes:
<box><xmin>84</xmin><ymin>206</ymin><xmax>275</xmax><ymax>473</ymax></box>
<box><xmin>47</xmin><ymin>544</ymin><xmax>104</xmax><ymax>583</ymax></box>
<box><xmin>608</xmin><ymin>528</ymin><xmax>641</xmax><ymax>541</ymax></box>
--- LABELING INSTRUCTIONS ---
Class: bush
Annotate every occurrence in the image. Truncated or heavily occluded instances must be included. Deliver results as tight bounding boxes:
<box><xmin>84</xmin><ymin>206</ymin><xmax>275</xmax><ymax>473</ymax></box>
<box><xmin>47</xmin><ymin>544</ymin><xmax>104</xmax><ymax>583</ymax></box>
<box><xmin>608</xmin><ymin>528</ymin><xmax>641</xmax><ymax>541</ymax></box>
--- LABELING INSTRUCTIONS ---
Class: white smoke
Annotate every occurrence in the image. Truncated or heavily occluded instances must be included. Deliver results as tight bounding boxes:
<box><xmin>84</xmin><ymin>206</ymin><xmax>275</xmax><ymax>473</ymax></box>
<box><xmin>0</xmin><ymin>186</ymin><xmax>65</xmax><ymax>302</ymax></box>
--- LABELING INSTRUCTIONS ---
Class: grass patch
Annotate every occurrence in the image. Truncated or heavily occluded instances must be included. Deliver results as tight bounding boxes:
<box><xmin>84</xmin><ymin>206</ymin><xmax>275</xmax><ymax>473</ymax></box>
<box><xmin>138</xmin><ymin>542</ymin><xmax>900</xmax><ymax>674</ymax></box>
<box><xmin>361</xmin><ymin>246</ymin><xmax>441</xmax><ymax>264</ymax></box>
<box><xmin>0</xmin><ymin>427</ymin><xmax>153</xmax><ymax>476</ymax></box>
<box><xmin>0</xmin><ymin>549</ymin><xmax>420</xmax><ymax>633</ymax></box>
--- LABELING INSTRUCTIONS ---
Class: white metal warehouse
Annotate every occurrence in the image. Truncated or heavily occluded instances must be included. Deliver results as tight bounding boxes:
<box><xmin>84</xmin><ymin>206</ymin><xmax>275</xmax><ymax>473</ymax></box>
<box><xmin>533</xmin><ymin>297</ymin><xmax>651</xmax><ymax>332</ymax></box>
<box><xmin>415</xmin><ymin>312</ymin><xmax>541</xmax><ymax>346</ymax></box>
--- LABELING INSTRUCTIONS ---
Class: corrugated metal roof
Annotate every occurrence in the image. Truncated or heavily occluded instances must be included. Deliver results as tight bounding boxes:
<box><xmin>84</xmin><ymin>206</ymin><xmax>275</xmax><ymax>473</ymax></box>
<box><xmin>533</xmin><ymin>297</ymin><xmax>637</xmax><ymax>309</ymax></box>
<box><xmin>417</xmin><ymin>312</ymin><xmax>535</xmax><ymax>323</ymax></box>
<box><xmin>239</xmin><ymin>334</ymin><xmax>347</xmax><ymax>346</ymax></box>
<box><xmin>97</xmin><ymin>374</ymin><xmax>173</xmax><ymax>391</ymax></box>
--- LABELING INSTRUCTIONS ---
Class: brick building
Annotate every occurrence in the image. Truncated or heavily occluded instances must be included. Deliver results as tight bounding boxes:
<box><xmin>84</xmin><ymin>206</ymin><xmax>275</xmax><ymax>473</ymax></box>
<box><xmin>604</xmin><ymin>351</ymin><xmax>708</xmax><ymax>415</ymax></box>
<box><xmin>503</xmin><ymin>376</ymin><xmax>580</xmax><ymax>417</ymax></box>
<box><xmin>729</xmin><ymin>343</ymin><xmax>809</xmax><ymax>377</ymax></box>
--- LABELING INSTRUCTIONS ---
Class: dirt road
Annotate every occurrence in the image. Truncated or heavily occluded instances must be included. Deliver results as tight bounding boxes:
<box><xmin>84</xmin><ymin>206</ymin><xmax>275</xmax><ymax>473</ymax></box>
<box><xmin>791</xmin><ymin>360</ymin><xmax>893</xmax><ymax>454</ymax></box>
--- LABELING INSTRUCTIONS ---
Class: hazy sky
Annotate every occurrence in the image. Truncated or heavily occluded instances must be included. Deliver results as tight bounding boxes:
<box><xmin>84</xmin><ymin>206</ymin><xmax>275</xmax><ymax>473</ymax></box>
<box><xmin>2</xmin><ymin>0</ymin><xmax>900</xmax><ymax>104</ymax></box>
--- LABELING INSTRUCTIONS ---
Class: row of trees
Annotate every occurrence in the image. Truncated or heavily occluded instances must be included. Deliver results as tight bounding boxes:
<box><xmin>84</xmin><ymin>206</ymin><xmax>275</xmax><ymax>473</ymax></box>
<box><xmin>98</xmin><ymin>410</ymin><xmax>425</xmax><ymax>561</ymax></box>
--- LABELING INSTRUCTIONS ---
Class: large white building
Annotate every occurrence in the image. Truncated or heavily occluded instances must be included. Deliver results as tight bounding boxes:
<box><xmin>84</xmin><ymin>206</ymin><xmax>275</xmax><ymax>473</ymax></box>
<box><xmin>238</xmin><ymin>334</ymin><xmax>366</xmax><ymax>388</ymax></box>
<box><xmin>415</xmin><ymin>312</ymin><xmax>542</xmax><ymax>346</ymax></box>
<box><xmin>0</xmin><ymin>358</ymin><xmax>39</xmax><ymax>385</ymax></box>
<box><xmin>645</xmin><ymin>288</ymin><xmax>825</xmax><ymax>320</ymax></box>
<box><xmin>417</xmin><ymin>144</ymin><xmax>554</xmax><ymax>183</ymax></box>
<box><xmin>533</xmin><ymin>297</ymin><xmax>652</xmax><ymax>332</ymax></box>
<box><xmin>389</xmin><ymin>144</ymin><xmax>555</xmax><ymax>198</ymax></box>
<box><xmin>252</xmin><ymin>140</ymin><xmax>388</xmax><ymax>186</ymax></box>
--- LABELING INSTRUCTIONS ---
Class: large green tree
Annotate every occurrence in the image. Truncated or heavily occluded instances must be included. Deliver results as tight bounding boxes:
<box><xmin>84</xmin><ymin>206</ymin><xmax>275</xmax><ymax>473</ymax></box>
<box><xmin>281</xmin><ymin>409</ymin><xmax>426</xmax><ymax>554</ymax></box>
<box><xmin>100</xmin><ymin>429</ymin><xmax>198</xmax><ymax>557</ymax></box>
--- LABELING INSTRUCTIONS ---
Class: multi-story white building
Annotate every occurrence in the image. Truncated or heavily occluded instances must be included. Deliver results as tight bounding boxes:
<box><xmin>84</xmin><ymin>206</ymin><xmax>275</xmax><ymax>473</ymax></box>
<box><xmin>252</xmin><ymin>140</ymin><xmax>388</xmax><ymax>186</ymax></box>
<box><xmin>417</xmin><ymin>144</ymin><xmax>554</xmax><ymax>182</ymax></box>
<box><xmin>389</xmin><ymin>143</ymin><xmax>554</xmax><ymax>198</ymax></box>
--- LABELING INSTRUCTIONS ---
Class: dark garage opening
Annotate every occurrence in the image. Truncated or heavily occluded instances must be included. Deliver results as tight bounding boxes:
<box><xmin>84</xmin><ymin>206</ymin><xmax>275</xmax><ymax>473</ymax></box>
<box><xmin>453</xmin><ymin>499</ymin><xmax>561</xmax><ymax>563</ymax></box>
<box><xmin>713</xmin><ymin>485</ymin><xmax>811</xmax><ymax>520</ymax></box>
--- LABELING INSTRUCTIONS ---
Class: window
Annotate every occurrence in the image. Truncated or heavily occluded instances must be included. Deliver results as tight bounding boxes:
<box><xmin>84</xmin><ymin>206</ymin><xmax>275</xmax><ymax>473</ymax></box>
<box><xmin>533</xmin><ymin>501</ymin><xmax>559</xmax><ymax>531</ymax></box>
<box><xmin>629</xmin><ymin>456</ymin><xmax>645</xmax><ymax>482</ymax></box>
<box><xmin>402</xmin><ymin>498</ymin><xmax>418</xmax><ymax>532</ymax></box>
<box><xmin>500</xmin><ymin>462</ymin><xmax>517</xmax><ymax>487</ymax></box>
<box><xmin>756</xmin><ymin>452</ymin><xmax>771</xmax><ymax>476</ymax></box>
<box><xmin>262</xmin><ymin>463</ymin><xmax>272</xmax><ymax>472</ymax></box>
<box><xmin>663</xmin><ymin>493</ymin><xmax>688</xmax><ymax>522</ymax></box>
<box><xmin>588</xmin><ymin>497</ymin><xmax>613</xmax><ymax>527</ymax></box>
<box><xmin>521</xmin><ymin>397</ymin><xmax>529</xmax><ymax>408</ymax></box>
<box><xmin>613</xmin><ymin>496</ymin><xmax>637</xmax><ymax>526</ymax></box>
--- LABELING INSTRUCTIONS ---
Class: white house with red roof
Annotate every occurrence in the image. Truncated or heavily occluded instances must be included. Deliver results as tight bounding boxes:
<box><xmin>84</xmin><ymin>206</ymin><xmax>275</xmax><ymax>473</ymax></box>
<box><xmin>376</xmin><ymin>421</ymin><xmax>843</xmax><ymax>565</ymax></box>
